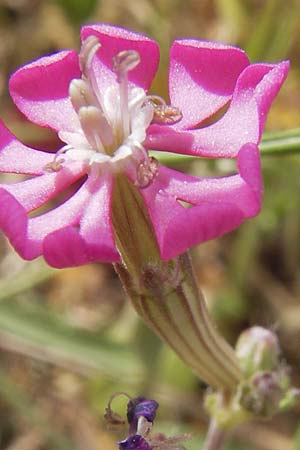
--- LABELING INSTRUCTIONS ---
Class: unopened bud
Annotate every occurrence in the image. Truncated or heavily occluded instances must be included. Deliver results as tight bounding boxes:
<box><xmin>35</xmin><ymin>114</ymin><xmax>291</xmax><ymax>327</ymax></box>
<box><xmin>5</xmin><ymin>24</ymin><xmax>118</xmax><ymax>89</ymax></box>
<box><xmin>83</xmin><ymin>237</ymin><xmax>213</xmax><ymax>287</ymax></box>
<box><xmin>240</xmin><ymin>371</ymin><xmax>283</xmax><ymax>417</ymax></box>
<box><xmin>236</xmin><ymin>327</ymin><xmax>280</xmax><ymax>377</ymax></box>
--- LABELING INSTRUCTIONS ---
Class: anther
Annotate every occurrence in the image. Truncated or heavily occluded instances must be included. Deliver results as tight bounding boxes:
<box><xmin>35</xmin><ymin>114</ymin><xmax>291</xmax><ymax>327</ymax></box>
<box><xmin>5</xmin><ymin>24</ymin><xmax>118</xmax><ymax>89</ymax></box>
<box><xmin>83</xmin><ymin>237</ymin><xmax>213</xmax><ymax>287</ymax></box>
<box><xmin>43</xmin><ymin>160</ymin><xmax>64</xmax><ymax>172</ymax></box>
<box><xmin>146</xmin><ymin>96</ymin><xmax>182</xmax><ymax>125</ymax></box>
<box><xmin>136</xmin><ymin>156</ymin><xmax>159</xmax><ymax>188</ymax></box>
<box><xmin>152</xmin><ymin>104</ymin><xmax>183</xmax><ymax>125</ymax></box>
<box><xmin>43</xmin><ymin>147</ymin><xmax>70</xmax><ymax>172</ymax></box>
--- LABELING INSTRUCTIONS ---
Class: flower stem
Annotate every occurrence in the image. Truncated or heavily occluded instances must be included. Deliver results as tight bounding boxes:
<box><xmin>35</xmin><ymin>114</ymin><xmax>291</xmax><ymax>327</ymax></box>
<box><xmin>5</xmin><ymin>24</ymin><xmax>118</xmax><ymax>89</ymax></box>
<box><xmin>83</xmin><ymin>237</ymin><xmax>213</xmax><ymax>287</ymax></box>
<box><xmin>202</xmin><ymin>419</ymin><xmax>226</xmax><ymax>450</ymax></box>
<box><xmin>260</xmin><ymin>128</ymin><xmax>300</xmax><ymax>156</ymax></box>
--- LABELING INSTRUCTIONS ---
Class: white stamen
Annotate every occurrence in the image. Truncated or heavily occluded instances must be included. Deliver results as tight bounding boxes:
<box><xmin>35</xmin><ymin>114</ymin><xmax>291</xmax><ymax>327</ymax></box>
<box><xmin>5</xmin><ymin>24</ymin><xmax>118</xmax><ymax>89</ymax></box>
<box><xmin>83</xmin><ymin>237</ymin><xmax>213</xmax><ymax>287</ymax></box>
<box><xmin>113</xmin><ymin>50</ymin><xmax>141</xmax><ymax>138</ymax></box>
<box><xmin>65</xmin><ymin>148</ymin><xmax>96</xmax><ymax>162</ymax></box>
<box><xmin>79</xmin><ymin>106</ymin><xmax>105</xmax><ymax>152</ymax></box>
<box><xmin>112</xmin><ymin>145</ymin><xmax>133</xmax><ymax>163</ymax></box>
<box><xmin>77</xmin><ymin>104</ymin><xmax>115</xmax><ymax>154</ymax></box>
<box><xmin>89</xmin><ymin>153</ymin><xmax>111</xmax><ymax>165</ymax></box>
<box><xmin>58</xmin><ymin>130</ymin><xmax>89</xmax><ymax>150</ymax></box>
<box><xmin>113</xmin><ymin>50</ymin><xmax>140</xmax><ymax>81</ymax></box>
<box><xmin>53</xmin><ymin>39</ymin><xmax>161</xmax><ymax>188</ymax></box>
<box><xmin>69</xmin><ymin>78</ymin><xmax>98</xmax><ymax>112</ymax></box>
<box><xmin>43</xmin><ymin>145</ymin><xmax>70</xmax><ymax>172</ymax></box>
<box><xmin>118</xmin><ymin>71</ymin><xmax>129</xmax><ymax>137</ymax></box>
<box><xmin>79</xmin><ymin>36</ymin><xmax>101</xmax><ymax>78</ymax></box>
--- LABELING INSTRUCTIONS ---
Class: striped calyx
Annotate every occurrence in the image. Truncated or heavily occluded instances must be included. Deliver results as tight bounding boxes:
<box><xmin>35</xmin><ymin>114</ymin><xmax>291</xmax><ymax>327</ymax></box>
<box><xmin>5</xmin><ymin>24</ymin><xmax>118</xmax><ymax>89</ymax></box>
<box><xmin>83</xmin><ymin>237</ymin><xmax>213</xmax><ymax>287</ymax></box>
<box><xmin>112</xmin><ymin>175</ymin><xmax>242</xmax><ymax>391</ymax></box>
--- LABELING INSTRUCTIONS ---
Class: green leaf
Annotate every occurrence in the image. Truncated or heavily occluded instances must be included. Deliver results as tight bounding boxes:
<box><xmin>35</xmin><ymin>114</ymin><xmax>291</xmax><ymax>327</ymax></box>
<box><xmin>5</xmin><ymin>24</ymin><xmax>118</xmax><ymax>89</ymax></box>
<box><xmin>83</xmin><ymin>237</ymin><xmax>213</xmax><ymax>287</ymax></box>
<box><xmin>0</xmin><ymin>299</ymin><xmax>143</xmax><ymax>383</ymax></box>
<box><xmin>245</xmin><ymin>0</ymin><xmax>282</xmax><ymax>60</ymax></box>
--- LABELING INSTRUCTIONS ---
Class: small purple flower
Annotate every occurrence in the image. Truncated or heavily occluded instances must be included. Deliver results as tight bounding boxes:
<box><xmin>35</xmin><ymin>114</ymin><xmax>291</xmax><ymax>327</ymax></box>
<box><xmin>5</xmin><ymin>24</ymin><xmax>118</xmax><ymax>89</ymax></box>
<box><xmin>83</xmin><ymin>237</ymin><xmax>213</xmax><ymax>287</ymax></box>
<box><xmin>0</xmin><ymin>24</ymin><xmax>289</xmax><ymax>268</ymax></box>
<box><xmin>107</xmin><ymin>393</ymin><xmax>189</xmax><ymax>450</ymax></box>
<box><xmin>118</xmin><ymin>431</ymin><xmax>190</xmax><ymax>450</ymax></box>
<box><xmin>119</xmin><ymin>435</ymin><xmax>152</xmax><ymax>450</ymax></box>
<box><xmin>127</xmin><ymin>397</ymin><xmax>159</xmax><ymax>435</ymax></box>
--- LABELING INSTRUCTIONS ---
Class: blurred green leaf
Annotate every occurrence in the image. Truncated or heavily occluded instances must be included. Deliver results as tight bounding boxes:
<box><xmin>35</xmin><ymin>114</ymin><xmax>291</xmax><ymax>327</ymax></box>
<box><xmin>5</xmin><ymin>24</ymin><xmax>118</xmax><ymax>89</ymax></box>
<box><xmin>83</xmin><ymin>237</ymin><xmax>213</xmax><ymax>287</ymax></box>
<box><xmin>158</xmin><ymin>346</ymin><xmax>199</xmax><ymax>391</ymax></box>
<box><xmin>245</xmin><ymin>0</ymin><xmax>282</xmax><ymax>60</ymax></box>
<box><xmin>0</xmin><ymin>299</ymin><xmax>143</xmax><ymax>383</ymax></box>
<box><xmin>265</xmin><ymin>5</ymin><xmax>298</xmax><ymax>59</ymax></box>
<box><xmin>0</xmin><ymin>260</ymin><xmax>56</xmax><ymax>302</ymax></box>
<box><xmin>133</xmin><ymin>320</ymin><xmax>163</xmax><ymax>393</ymax></box>
<box><xmin>55</xmin><ymin>0</ymin><xmax>98</xmax><ymax>23</ymax></box>
<box><xmin>294</xmin><ymin>424</ymin><xmax>300</xmax><ymax>450</ymax></box>
<box><xmin>215</xmin><ymin>0</ymin><xmax>248</xmax><ymax>41</ymax></box>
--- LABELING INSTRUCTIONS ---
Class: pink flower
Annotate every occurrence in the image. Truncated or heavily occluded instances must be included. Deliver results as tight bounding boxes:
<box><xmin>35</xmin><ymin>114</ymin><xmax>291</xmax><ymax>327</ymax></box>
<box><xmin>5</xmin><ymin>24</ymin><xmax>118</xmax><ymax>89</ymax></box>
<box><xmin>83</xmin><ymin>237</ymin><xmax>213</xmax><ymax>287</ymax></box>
<box><xmin>0</xmin><ymin>24</ymin><xmax>289</xmax><ymax>268</ymax></box>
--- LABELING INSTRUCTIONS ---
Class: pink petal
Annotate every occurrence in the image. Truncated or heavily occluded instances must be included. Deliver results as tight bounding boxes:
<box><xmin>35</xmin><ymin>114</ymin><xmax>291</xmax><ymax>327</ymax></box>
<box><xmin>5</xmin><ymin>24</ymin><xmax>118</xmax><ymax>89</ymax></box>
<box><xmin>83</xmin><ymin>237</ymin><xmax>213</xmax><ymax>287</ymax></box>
<box><xmin>0</xmin><ymin>121</ymin><xmax>54</xmax><ymax>174</ymax></box>
<box><xmin>27</xmin><ymin>180</ymin><xmax>92</xmax><ymax>258</ymax></box>
<box><xmin>159</xmin><ymin>144</ymin><xmax>262</xmax><ymax>216</ymax></box>
<box><xmin>0</xmin><ymin>189</ymin><xmax>28</xmax><ymax>256</ymax></box>
<box><xmin>169</xmin><ymin>40</ymin><xmax>249</xmax><ymax>128</ymax></box>
<box><xmin>141</xmin><ymin>143</ymin><xmax>262</xmax><ymax>260</ymax></box>
<box><xmin>43</xmin><ymin>226</ymin><xmax>91</xmax><ymax>268</ymax></box>
<box><xmin>1</xmin><ymin>160</ymin><xmax>87</xmax><ymax>211</ymax></box>
<box><xmin>81</xmin><ymin>24</ymin><xmax>160</xmax><ymax>94</ymax></box>
<box><xmin>9</xmin><ymin>51</ymin><xmax>81</xmax><ymax>132</ymax></box>
<box><xmin>79</xmin><ymin>172</ymin><xmax>119</xmax><ymax>261</ymax></box>
<box><xmin>146</xmin><ymin>61</ymin><xmax>289</xmax><ymax>158</ymax></box>
<box><xmin>1</xmin><ymin>180</ymin><xmax>91</xmax><ymax>261</ymax></box>
<box><xmin>162</xmin><ymin>201</ymin><xmax>244</xmax><ymax>260</ymax></box>
<box><xmin>0</xmin><ymin>170</ymin><xmax>119</xmax><ymax>266</ymax></box>
<box><xmin>43</xmin><ymin>174</ymin><xmax>119</xmax><ymax>268</ymax></box>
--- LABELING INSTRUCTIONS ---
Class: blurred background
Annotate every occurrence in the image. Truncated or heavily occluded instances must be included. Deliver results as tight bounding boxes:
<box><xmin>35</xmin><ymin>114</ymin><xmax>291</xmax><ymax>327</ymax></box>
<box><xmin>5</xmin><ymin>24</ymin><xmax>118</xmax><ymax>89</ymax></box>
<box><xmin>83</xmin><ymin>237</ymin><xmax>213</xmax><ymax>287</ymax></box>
<box><xmin>0</xmin><ymin>0</ymin><xmax>300</xmax><ymax>449</ymax></box>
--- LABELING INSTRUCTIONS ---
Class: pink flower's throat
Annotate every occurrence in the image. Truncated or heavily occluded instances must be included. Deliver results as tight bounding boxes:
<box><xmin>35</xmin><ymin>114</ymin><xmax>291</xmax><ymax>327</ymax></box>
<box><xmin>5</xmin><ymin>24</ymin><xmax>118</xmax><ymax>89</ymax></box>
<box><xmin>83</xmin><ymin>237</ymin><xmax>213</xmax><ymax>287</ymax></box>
<box><xmin>47</xmin><ymin>36</ymin><xmax>181</xmax><ymax>188</ymax></box>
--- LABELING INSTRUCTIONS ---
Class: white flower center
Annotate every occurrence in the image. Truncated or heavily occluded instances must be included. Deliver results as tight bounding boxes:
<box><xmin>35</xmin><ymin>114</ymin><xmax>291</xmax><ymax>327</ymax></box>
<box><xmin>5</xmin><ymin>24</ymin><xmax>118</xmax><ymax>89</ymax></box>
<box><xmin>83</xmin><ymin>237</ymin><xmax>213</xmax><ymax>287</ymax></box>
<box><xmin>46</xmin><ymin>36</ymin><xmax>182</xmax><ymax>188</ymax></box>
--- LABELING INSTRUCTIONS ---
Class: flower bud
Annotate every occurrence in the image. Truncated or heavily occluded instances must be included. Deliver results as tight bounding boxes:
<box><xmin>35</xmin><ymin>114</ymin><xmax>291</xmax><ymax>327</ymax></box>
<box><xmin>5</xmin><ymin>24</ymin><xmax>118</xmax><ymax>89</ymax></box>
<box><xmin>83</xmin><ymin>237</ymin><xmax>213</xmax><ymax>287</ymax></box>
<box><xmin>239</xmin><ymin>371</ymin><xmax>283</xmax><ymax>417</ymax></box>
<box><xmin>236</xmin><ymin>327</ymin><xmax>280</xmax><ymax>377</ymax></box>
